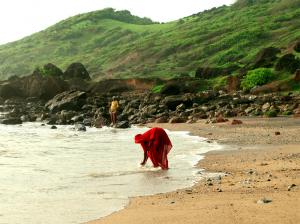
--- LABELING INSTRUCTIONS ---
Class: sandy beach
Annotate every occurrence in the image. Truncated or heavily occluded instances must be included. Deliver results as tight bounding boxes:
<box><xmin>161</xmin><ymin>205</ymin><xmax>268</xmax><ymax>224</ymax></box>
<box><xmin>87</xmin><ymin>117</ymin><xmax>300</xmax><ymax>224</ymax></box>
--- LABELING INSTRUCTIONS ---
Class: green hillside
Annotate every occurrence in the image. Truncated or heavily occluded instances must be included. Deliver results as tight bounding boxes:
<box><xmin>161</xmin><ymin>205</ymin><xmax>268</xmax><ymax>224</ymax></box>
<box><xmin>0</xmin><ymin>0</ymin><xmax>299</xmax><ymax>80</ymax></box>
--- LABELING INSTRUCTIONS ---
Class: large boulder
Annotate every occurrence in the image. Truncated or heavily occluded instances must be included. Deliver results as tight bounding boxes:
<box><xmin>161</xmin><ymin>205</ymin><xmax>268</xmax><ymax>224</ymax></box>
<box><xmin>161</xmin><ymin>94</ymin><xmax>193</xmax><ymax>111</ymax></box>
<box><xmin>64</xmin><ymin>63</ymin><xmax>91</xmax><ymax>80</ymax></box>
<box><xmin>160</xmin><ymin>83</ymin><xmax>182</xmax><ymax>95</ymax></box>
<box><xmin>0</xmin><ymin>74</ymin><xmax>68</xmax><ymax>100</ymax></box>
<box><xmin>1</xmin><ymin>118</ymin><xmax>22</xmax><ymax>125</ymax></box>
<box><xmin>21</xmin><ymin>74</ymin><xmax>69</xmax><ymax>100</ymax></box>
<box><xmin>253</xmin><ymin>47</ymin><xmax>281</xmax><ymax>68</ymax></box>
<box><xmin>33</xmin><ymin>63</ymin><xmax>64</xmax><ymax>77</ymax></box>
<box><xmin>45</xmin><ymin>90</ymin><xmax>87</xmax><ymax>113</ymax></box>
<box><xmin>275</xmin><ymin>54</ymin><xmax>300</xmax><ymax>73</ymax></box>
<box><xmin>0</xmin><ymin>83</ymin><xmax>23</xmax><ymax>98</ymax></box>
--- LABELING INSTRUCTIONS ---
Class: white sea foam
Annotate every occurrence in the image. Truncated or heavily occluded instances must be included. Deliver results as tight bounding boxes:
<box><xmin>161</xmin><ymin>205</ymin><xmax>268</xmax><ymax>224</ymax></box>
<box><xmin>0</xmin><ymin>123</ymin><xmax>222</xmax><ymax>224</ymax></box>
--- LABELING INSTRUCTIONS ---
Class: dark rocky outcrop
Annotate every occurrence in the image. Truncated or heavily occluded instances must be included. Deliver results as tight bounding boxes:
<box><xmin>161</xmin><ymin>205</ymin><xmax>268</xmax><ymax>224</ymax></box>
<box><xmin>275</xmin><ymin>54</ymin><xmax>300</xmax><ymax>73</ymax></box>
<box><xmin>33</xmin><ymin>63</ymin><xmax>64</xmax><ymax>77</ymax></box>
<box><xmin>64</xmin><ymin>63</ymin><xmax>91</xmax><ymax>80</ymax></box>
<box><xmin>0</xmin><ymin>83</ymin><xmax>23</xmax><ymax>98</ymax></box>
<box><xmin>0</xmin><ymin>74</ymin><xmax>68</xmax><ymax>100</ymax></box>
<box><xmin>253</xmin><ymin>47</ymin><xmax>281</xmax><ymax>68</ymax></box>
<box><xmin>21</xmin><ymin>74</ymin><xmax>69</xmax><ymax>100</ymax></box>
<box><xmin>160</xmin><ymin>83</ymin><xmax>182</xmax><ymax>95</ymax></box>
<box><xmin>162</xmin><ymin>95</ymin><xmax>193</xmax><ymax>110</ymax></box>
<box><xmin>45</xmin><ymin>90</ymin><xmax>87</xmax><ymax>113</ymax></box>
<box><xmin>1</xmin><ymin>118</ymin><xmax>22</xmax><ymax>125</ymax></box>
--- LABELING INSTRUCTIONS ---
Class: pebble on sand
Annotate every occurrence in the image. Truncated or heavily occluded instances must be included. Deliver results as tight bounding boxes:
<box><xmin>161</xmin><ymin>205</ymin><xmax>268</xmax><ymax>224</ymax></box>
<box><xmin>257</xmin><ymin>198</ymin><xmax>272</xmax><ymax>204</ymax></box>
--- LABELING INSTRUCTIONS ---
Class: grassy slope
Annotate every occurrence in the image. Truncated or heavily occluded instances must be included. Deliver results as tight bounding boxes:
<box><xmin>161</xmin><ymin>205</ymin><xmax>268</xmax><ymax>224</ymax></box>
<box><xmin>0</xmin><ymin>0</ymin><xmax>299</xmax><ymax>80</ymax></box>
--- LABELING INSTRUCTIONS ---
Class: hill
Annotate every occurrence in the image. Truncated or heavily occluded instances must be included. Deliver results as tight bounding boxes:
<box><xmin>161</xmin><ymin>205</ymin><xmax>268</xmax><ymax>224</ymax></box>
<box><xmin>0</xmin><ymin>0</ymin><xmax>299</xmax><ymax>80</ymax></box>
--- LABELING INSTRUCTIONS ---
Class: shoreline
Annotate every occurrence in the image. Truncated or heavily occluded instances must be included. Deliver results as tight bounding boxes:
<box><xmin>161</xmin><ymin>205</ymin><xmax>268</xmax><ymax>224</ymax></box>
<box><xmin>86</xmin><ymin>117</ymin><xmax>300</xmax><ymax>224</ymax></box>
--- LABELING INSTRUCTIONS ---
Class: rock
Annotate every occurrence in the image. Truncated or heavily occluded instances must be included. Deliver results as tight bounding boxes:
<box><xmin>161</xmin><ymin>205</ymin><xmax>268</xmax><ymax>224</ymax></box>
<box><xmin>275</xmin><ymin>54</ymin><xmax>300</xmax><ymax>73</ymax></box>
<box><xmin>253</xmin><ymin>47</ymin><xmax>280</xmax><ymax>68</ymax></box>
<box><xmin>33</xmin><ymin>63</ymin><xmax>63</xmax><ymax>77</ymax></box>
<box><xmin>257</xmin><ymin>198</ymin><xmax>272</xmax><ymax>204</ymax></box>
<box><xmin>155</xmin><ymin>116</ymin><xmax>169</xmax><ymax>123</ymax></box>
<box><xmin>83</xmin><ymin>118</ymin><xmax>92</xmax><ymax>127</ymax></box>
<box><xmin>262</xmin><ymin>102</ymin><xmax>271</xmax><ymax>112</ymax></box>
<box><xmin>215</xmin><ymin>115</ymin><xmax>228</xmax><ymax>123</ymax></box>
<box><xmin>45</xmin><ymin>90</ymin><xmax>87</xmax><ymax>113</ymax></box>
<box><xmin>294</xmin><ymin>107</ymin><xmax>300</xmax><ymax>117</ymax></box>
<box><xmin>176</xmin><ymin>103</ymin><xmax>186</xmax><ymax>112</ymax></box>
<box><xmin>93</xmin><ymin>115</ymin><xmax>108</xmax><ymax>128</ymax></box>
<box><xmin>115</xmin><ymin>121</ymin><xmax>130</xmax><ymax>129</ymax></box>
<box><xmin>71</xmin><ymin>115</ymin><xmax>84</xmax><ymax>122</ymax></box>
<box><xmin>288</xmin><ymin>184</ymin><xmax>296</xmax><ymax>191</ymax></box>
<box><xmin>192</xmin><ymin>112</ymin><xmax>208</xmax><ymax>120</ymax></box>
<box><xmin>20</xmin><ymin>74</ymin><xmax>68</xmax><ymax>100</ymax></box>
<box><xmin>34</xmin><ymin>63</ymin><xmax>64</xmax><ymax>77</ymax></box>
<box><xmin>168</xmin><ymin>116</ymin><xmax>186</xmax><ymax>123</ymax></box>
<box><xmin>245</xmin><ymin>107</ymin><xmax>255</xmax><ymax>114</ymax></box>
<box><xmin>231</xmin><ymin>119</ymin><xmax>243</xmax><ymax>125</ymax></box>
<box><xmin>20</xmin><ymin>115</ymin><xmax>30</xmax><ymax>122</ymax></box>
<box><xmin>50</xmin><ymin>125</ymin><xmax>57</xmax><ymax>129</ymax></box>
<box><xmin>161</xmin><ymin>95</ymin><xmax>185</xmax><ymax>111</ymax></box>
<box><xmin>1</xmin><ymin>118</ymin><xmax>22</xmax><ymax>125</ymax></box>
<box><xmin>75</xmin><ymin>123</ymin><xmax>86</xmax><ymax>131</ymax></box>
<box><xmin>0</xmin><ymin>83</ymin><xmax>23</xmax><ymax>98</ymax></box>
<box><xmin>275</xmin><ymin>131</ymin><xmax>280</xmax><ymax>135</ymax></box>
<box><xmin>64</xmin><ymin>62</ymin><xmax>91</xmax><ymax>80</ymax></box>
<box><xmin>46</xmin><ymin>115</ymin><xmax>59</xmax><ymax>125</ymax></box>
<box><xmin>160</xmin><ymin>83</ymin><xmax>182</xmax><ymax>95</ymax></box>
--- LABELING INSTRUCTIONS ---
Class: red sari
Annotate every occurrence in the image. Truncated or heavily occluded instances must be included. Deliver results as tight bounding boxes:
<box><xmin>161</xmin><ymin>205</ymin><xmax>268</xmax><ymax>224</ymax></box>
<box><xmin>135</xmin><ymin>127</ymin><xmax>172</xmax><ymax>169</ymax></box>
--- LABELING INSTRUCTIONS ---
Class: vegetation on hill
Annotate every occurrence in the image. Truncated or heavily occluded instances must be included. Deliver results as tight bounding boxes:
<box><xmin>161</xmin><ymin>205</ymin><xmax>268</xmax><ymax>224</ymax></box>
<box><xmin>0</xmin><ymin>0</ymin><xmax>299</xmax><ymax>81</ymax></box>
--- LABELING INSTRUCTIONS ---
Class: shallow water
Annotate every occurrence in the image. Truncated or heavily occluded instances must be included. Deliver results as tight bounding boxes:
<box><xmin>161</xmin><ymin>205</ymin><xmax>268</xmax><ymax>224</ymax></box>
<box><xmin>0</xmin><ymin>123</ymin><xmax>222</xmax><ymax>224</ymax></box>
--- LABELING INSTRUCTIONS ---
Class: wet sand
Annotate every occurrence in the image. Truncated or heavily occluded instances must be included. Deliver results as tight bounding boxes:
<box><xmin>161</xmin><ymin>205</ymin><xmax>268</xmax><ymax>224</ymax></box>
<box><xmin>87</xmin><ymin>117</ymin><xmax>300</xmax><ymax>224</ymax></box>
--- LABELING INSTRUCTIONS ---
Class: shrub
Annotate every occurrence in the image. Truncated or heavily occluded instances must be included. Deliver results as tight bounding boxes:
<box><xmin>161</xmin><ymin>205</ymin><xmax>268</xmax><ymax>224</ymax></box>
<box><xmin>264</xmin><ymin>110</ymin><xmax>277</xmax><ymax>117</ymax></box>
<box><xmin>241</xmin><ymin>68</ymin><xmax>275</xmax><ymax>90</ymax></box>
<box><xmin>282</xmin><ymin>111</ymin><xmax>292</xmax><ymax>116</ymax></box>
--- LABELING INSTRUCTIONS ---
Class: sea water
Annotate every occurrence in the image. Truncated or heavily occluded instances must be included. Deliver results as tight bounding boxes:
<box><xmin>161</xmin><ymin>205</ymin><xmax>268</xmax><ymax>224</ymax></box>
<box><xmin>0</xmin><ymin>123</ymin><xmax>222</xmax><ymax>224</ymax></box>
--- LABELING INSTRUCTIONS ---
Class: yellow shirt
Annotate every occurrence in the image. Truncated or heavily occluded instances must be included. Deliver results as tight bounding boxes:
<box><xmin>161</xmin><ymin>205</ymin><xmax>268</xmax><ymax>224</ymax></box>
<box><xmin>110</xmin><ymin>100</ymin><xmax>119</xmax><ymax>112</ymax></box>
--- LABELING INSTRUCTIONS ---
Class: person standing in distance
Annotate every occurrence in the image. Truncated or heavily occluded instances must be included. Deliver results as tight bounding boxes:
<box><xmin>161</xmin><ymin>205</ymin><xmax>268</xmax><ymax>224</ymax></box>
<box><xmin>109</xmin><ymin>96</ymin><xmax>119</xmax><ymax>126</ymax></box>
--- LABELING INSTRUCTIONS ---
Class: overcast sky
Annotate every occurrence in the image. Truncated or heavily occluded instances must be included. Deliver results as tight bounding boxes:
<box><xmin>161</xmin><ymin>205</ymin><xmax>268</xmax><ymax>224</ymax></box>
<box><xmin>0</xmin><ymin>0</ymin><xmax>235</xmax><ymax>45</ymax></box>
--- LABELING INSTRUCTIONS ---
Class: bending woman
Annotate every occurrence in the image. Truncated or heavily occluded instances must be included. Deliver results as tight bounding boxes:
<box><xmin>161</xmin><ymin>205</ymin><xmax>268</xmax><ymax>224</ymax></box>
<box><xmin>134</xmin><ymin>127</ymin><xmax>172</xmax><ymax>170</ymax></box>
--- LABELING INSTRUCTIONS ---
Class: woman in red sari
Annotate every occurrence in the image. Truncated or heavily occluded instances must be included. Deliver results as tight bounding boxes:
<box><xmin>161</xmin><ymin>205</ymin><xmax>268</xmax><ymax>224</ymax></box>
<box><xmin>135</xmin><ymin>127</ymin><xmax>172</xmax><ymax>170</ymax></box>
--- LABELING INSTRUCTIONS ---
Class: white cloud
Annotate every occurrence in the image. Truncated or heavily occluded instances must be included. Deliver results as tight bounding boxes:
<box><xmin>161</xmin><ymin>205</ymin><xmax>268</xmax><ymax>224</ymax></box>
<box><xmin>0</xmin><ymin>0</ymin><xmax>234</xmax><ymax>45</ymax></box>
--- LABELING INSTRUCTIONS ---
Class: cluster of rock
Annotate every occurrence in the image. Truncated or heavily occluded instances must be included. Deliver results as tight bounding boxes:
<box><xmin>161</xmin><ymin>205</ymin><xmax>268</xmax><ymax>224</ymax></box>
<box><xmin>118</xmin><ymin>91</ymin><xmax>300</xmax><ymax>125</ymax></box>
<box><xmin>0</xmin><ymin>88</ymin><xmax>299</xmax><ymax>130</ymax></box>
<box><xmin>0</xmin><ymin>45</ymin><xmax>299</xmax><ymax>130</ymax></box>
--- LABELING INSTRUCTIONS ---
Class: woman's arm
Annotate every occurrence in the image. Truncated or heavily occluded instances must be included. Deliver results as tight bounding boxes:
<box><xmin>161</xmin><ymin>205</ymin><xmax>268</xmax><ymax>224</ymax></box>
<box><xmin>140</xmin><ymin>142</ymin><xmax>149</xmax><ymax>166</ymax></box>
<box><xmin>140</xmin><ymin>150</ymin><xmax>148</xmax><ymax>166</ymax></box>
